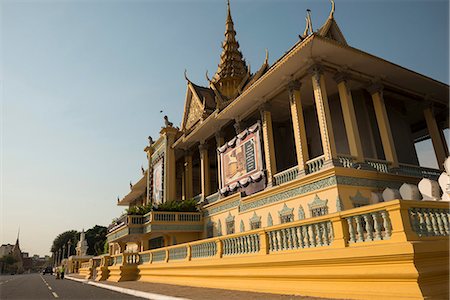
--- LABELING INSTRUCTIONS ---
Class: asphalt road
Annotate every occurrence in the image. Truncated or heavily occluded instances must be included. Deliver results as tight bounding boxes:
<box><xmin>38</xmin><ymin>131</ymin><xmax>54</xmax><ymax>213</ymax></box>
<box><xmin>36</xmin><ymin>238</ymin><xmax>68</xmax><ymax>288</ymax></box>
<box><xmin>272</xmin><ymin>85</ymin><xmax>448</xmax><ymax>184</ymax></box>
<box><xmin>0</xmin><ymin>273</ymin><xmax>144</xmax><ymax>299</ymax></box>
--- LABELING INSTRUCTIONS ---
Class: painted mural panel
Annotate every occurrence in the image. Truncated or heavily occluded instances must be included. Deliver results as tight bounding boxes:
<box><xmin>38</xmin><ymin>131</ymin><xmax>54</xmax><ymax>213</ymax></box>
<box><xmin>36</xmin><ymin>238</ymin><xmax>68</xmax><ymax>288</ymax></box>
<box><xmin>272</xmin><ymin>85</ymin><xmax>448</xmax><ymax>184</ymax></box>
<box><xmin>153</xmin><ymin>158</ymin><xmax>164</xmax><ymax>204</ymax></box>
<box><xmin>219</xmin><ymin>122</ymin><xmax>265</xmax><ymax>196</ymax></box>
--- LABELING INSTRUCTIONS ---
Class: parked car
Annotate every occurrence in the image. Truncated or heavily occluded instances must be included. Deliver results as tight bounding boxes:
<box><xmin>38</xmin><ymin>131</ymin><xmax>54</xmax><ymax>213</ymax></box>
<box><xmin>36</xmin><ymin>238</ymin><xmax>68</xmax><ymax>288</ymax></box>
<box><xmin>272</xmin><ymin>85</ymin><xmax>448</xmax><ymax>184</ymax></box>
<box><xmin>42</xmin><ymin>267</ymin><xmax>53</xmax><ymax>275</ymax></box>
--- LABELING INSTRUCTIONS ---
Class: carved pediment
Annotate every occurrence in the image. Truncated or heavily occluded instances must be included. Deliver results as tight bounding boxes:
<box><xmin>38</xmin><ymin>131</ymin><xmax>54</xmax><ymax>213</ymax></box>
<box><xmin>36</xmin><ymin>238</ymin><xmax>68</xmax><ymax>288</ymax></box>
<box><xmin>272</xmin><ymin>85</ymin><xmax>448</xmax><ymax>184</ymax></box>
<box><xmin>181</xmin><ymin>84</ymin><xmax>205</xmax><ymax>132</ymax></box>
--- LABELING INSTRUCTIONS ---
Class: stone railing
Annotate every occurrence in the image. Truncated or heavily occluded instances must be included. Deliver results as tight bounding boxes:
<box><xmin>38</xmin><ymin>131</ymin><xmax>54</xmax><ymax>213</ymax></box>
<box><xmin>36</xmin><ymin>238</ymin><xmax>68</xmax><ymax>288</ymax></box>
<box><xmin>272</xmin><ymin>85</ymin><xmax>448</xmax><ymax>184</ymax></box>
<box><xmin>365</xmin><ymin>158</ymin><xmax>390</xmax><ymax>173</ymax></box>
<box><xmin>168</xmin><ymin>247</ymin><xmax>188</xmax><ymax>260</ymax></box>
<box><xmin>147</xmin><ymin>211</ymin><xmax>202</xmax><ymax>223</ymax></box>
<box><xmin>408</xmin><ymin>207</ymin><xmax>449</xmax><ymax>237</ymax></box>
<box><xmin>107</xmin><ymin>214</ymin><xmax>128</xmax><ymax>233</ymax></box>
<box><xmin>397</xmin><ymin>163</ymin><xmax>441</xmax><ymax>179</ymax></box>
<box><xmin>267</xmin><ymin>220</ymin><xmax>333</xmax><ymax>251</ymax></box>
<box><xmin>337</xmin><ymin>154</ymin><xmax>355</xmax><ymax>168</ymax></box>
<box><xmin>222</xmin><ymin>233</ymin><xmax>260</xmax><ymax>255</ymax></box>
<box><xmin>191</xmin><ymin>241</ymin><xmax>217</xmax><ymax>259</ymax></box>
<box><xmin>345</xmin><ymin>211</ymin><xmax>391</xmax><ymax>243</ymax></box>
<box><xmin>306</xmin><ymin>155</ymin><xmax>325</xmax><ymax>174</ymax></box>
<box><xmin>108</xmin><ymin>211</ymin><xmax>203</xmax><ymax>235</ymax></box>
<box><xmin>80</xmin><ymin>262</ymin><xmax>91</xmax><ymax>269</ymax></box>
<box><xmin>131</xmin><ymin>200</ymin><xmax>448</xmax><ymax>267</ymax></box>
<box><xmin>205</xmin><ymin>192</ymin><xmax>220</xmax><ymax>204</ymax></box>
<box><xmin>274</xmin><ymin>166</ymin><xmax>299</xmax><ymax>186</ymax></box>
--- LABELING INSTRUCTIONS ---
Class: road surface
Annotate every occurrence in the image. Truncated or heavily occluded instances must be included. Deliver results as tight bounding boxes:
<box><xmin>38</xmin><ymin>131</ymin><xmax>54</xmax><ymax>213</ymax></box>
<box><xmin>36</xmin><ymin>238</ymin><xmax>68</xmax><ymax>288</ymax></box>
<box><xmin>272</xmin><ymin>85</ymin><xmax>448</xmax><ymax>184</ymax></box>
<box><xmin>0</xmin><ymin>273</ymin><xmax>143</xmax><ymax>299</ymax></box>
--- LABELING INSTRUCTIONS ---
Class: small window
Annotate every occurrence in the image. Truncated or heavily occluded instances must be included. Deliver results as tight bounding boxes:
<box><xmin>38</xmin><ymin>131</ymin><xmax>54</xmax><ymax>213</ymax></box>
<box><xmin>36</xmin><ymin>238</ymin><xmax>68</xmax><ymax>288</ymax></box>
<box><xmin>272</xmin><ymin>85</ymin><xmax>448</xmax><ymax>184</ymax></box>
<box><xmin>310</xmin><ymin>206</ymin><xmax>328</xmax><ymax>217</ymax></box>
<box><xmin>280</xmin><ymin>214</ymin><xmax>294</xmax><ymax>224</ymax></box>
<box><xmin>250</xmin><ymin>220</ymin><xmax>261</xmax><ymax>230</ymax></box>
<box><xmin>226</xmin><ymin>221</ymin><xmax>235</xmax><ymax>234</ymax></box>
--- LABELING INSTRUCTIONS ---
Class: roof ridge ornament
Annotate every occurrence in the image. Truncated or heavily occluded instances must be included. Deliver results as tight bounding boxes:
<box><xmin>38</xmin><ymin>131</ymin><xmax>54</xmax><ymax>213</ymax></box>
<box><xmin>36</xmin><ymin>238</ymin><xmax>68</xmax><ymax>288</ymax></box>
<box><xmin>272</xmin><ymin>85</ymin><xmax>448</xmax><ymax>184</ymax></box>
<box><xmin>329</xmin><ymin>0</ymin><xmax>335</xmax><ymax>19</ymax></box>
<box><xmin>184</xmin><ymin>69</ymin><xmax>191</xmax><ymax>83</ymax></box>
<box><xmin>300</xmin><ymin>9</ymin><xmax>314</xmax><ymax>41</ymax></box>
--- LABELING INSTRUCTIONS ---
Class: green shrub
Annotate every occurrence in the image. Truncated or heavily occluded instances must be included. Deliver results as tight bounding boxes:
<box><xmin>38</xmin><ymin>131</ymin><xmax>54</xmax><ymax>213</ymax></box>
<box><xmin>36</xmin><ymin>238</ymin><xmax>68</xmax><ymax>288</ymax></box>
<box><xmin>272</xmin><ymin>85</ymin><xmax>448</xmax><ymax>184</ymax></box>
<box><xmin>154</xmin><ymin>198</ymin><xmax>198</xmax><ymax>212</ymax></box>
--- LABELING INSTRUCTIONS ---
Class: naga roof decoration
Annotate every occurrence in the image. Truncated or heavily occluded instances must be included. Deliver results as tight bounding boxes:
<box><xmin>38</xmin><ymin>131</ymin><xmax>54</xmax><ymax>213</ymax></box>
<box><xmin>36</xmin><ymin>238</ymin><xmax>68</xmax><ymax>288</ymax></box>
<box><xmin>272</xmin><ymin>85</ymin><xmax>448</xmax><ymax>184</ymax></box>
<box><xmin>316</xmin><ymin>0</ymin><xmax>347</xmax><ymax>45</ymax></box>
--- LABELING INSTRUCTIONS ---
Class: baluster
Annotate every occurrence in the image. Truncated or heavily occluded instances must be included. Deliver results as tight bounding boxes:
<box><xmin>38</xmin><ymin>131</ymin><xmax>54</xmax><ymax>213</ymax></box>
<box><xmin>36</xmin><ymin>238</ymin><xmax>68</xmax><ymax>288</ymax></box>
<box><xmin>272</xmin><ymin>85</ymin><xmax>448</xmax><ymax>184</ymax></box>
<box><xmin>322</xmin><ymin>223</ymin><xmax>329</xmax><ymax>245</ymax></box>
<box><xmin>309</xmin><ymin>225</ymin><xmax>317</xmax><ymax>247</ymax></box>
<box><xmin>303</xmin><ymin>226</ymin><xmax>310</xmax><ymax>247</ymax></box>
<box><xmin>435</xmin><ymin>210</ymin><xmax>445</xmax><ymax>235</ymax></box>
<box><xmin>363</xmin><ymin>214</ymin><xmax>374</xmax><ymax>241</ymax></box>
<box><xmin>372</xmin><ymin>212</ymin><xmax>382</xmax><ymax>240</ymax></box>
<box><xmin>283</xmin><ymin>229</ymin><xmax>289</xmax><ymax>250</ymax></box>
<box><xmin>297</xmin><ymin>227</ymin><xmax>304</xmax><ymax>248</ymax></box>
<box><xmin>276</xmin><ymin>230</ymin><xmax>282</xmax><ymax>251</ymax></box>
<box><xmin>291</xmin><ymin>227</ymin><xmax>299</xmax><ymax>249</ymax></box>
<box><xmin>423</xmin><ymin>209</ymin><xmax>433</xmax><ymax>235</ymax></box>
<box><xmin>417</xmin><ymin>209</ymin><xmax>426</xmax><ymax>236</ymax></box>
<box><xmin>380</xmin><ymin>211</ymin><xmax>392</xmax><ymax>238</ymax></box>
<box><xmin>409</xmin><ymin>208</ymin><xmax>419</xmax><ymax>233</ymax></box>
<box><xmin>244</xmin><ymin>236</ymin><xmax>249</xmax><ymax>253</ymax></box>
<box><xmin>285</xmin><ymin>228</ymin><xmax>291</xmax><ymax>249</ymax></box>
<box><xmin>314</xmin><ymin>224</ymin><xmax>323</xmax><ymax>246</ymax></box>
<box><xmin>268</xmin><ymin>232</ymin><xmax>274</xmax><ymax>251</ymax></box>
<box><xmin>440</xmin><ymin>210</ymin><xmax>449</xmax><ymax>235</ymax></box>
<box><xmin>429</xmin><ymin>209</ymin><xmax>439</xmax><ymax>236</ymax></box>
<box><xmin>355</xmin><ymin>215</ymin><xmax>364</xmax><ymax>242</ymax></box>
<box><xmin>238</xmin><ymin>237</ymin><xmax>242</xmax><ymax>254</ymax></box>
<box><xmin>347</xmin><ymin>217</ymin><xmax>356</xmax><ymax>243</ymax></box>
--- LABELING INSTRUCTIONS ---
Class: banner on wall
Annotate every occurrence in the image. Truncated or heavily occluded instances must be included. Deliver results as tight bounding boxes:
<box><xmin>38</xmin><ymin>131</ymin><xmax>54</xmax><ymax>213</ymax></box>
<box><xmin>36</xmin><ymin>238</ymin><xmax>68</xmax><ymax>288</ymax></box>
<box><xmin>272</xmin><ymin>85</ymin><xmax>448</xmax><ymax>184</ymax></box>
<box><xmin>152</xmin><ymin>158</ymin><xmax>164</xmax><ymax>204</ymax></box>
<box><xmin>218</xmin><ymin>122</ymin><xmax>265</xmax><ymax>196</ymax></box>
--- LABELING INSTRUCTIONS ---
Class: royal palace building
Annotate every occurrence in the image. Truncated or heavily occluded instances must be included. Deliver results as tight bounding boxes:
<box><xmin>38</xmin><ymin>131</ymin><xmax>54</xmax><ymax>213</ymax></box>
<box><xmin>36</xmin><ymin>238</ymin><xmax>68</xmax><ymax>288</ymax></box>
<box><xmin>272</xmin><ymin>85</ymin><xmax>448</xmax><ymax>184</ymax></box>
<box><xmin>83</xmin><ymin>1</ymin><xmax>450</xmax><ymax>299</ymax></box>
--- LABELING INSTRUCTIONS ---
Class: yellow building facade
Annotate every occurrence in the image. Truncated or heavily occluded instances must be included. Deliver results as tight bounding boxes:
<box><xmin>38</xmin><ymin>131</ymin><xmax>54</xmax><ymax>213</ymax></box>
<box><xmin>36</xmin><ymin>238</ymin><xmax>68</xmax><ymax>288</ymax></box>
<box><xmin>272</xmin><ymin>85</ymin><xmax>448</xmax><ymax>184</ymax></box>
<box><xmin>83</xmin><ymin>1</ymin><xmax>450</xmax><ymax>299</ymax></box>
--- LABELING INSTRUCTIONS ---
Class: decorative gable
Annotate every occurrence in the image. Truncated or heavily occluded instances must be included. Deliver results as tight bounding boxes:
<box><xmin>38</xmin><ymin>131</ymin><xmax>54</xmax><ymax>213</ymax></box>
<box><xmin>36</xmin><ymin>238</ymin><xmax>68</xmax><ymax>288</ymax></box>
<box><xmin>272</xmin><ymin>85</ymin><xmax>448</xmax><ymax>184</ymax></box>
<box><xmin>181</xmin><ymin>84</ymin><xmax>205</xmax><ymax>132</ymax></box>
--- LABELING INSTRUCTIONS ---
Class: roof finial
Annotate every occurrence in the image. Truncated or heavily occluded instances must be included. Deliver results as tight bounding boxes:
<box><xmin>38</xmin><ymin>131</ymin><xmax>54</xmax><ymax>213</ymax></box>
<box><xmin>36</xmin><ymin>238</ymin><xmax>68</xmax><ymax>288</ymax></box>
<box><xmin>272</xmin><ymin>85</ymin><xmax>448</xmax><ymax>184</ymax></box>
<box><xmin>264</xmin><ymin>49</ymin><xmax>269</xmax><ymax>65</ymax></box>
<box><xmin>300</xmin><ymin>9</ymin><xmax>314</xmax><ymax>41</ymax></box>
<box><xmin>184</xmin><ymin>69</ymin><xmax>191</xmax><ymax>82</ymax></box>
<box><xmin>205</xmin><ymin>70</ymin><xmax>211</xmax><ymax>83</ymax></box>
<box><xmin>329</xmin><ymin>0</ymin><xmax>335</xmax><ymax>19</ymax></box>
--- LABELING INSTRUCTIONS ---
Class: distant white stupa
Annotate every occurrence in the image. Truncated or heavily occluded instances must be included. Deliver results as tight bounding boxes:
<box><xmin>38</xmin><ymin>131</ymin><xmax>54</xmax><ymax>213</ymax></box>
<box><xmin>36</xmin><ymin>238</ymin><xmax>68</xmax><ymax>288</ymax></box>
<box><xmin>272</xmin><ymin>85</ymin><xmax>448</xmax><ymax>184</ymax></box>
<box><xmin>76</xmin><ymin>229</ymin><xmax>88</xmax><ymax>256</ymax></box>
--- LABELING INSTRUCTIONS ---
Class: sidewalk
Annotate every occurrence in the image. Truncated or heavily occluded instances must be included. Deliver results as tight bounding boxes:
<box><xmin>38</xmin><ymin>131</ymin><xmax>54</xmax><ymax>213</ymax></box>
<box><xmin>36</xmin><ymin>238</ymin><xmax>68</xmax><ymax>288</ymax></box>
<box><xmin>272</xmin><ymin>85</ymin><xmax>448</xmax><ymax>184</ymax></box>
<box><xmin>66</xmin><ymin>274</ymin><xmax>326</xmax><ymax>300</ymax></box>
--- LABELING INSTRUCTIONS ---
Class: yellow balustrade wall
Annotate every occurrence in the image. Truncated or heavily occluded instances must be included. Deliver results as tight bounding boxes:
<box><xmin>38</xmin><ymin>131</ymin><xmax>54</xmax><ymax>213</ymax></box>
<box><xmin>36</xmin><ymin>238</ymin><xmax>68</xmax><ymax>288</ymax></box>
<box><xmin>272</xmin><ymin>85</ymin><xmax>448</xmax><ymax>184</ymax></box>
<box><xmin>84</xmin><ymin>200</ymin><xmax>449</xmax><ymax>299</ymax></box>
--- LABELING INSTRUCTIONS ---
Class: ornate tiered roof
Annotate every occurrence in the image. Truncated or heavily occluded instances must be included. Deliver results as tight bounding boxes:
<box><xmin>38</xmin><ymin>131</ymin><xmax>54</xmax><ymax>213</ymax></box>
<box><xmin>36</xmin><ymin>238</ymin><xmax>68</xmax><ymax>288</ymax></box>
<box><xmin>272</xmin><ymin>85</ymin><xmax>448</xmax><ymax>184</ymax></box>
<box><xmin>211</xmin><ymin>0</ymin><xmax>249</xmax><ymax>99</ymax></box>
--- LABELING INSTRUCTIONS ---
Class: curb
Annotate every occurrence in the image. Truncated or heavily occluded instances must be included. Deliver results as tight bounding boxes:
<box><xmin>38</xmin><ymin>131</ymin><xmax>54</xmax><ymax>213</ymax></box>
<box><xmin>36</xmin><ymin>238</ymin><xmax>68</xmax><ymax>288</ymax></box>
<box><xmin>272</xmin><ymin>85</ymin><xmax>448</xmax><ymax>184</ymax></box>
<box><xmin>65</xmin><ymin>275</ymin><xmax>189</xmax><ymax>300</ymax></box>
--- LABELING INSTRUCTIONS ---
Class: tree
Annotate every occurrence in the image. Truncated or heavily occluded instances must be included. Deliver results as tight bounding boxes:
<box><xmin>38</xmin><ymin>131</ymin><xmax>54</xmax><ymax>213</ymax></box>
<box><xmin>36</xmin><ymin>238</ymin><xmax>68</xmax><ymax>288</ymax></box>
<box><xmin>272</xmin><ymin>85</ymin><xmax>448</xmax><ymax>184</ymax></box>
<box><xmin>0</xmin><ymin>255</ymin><xmax>17</xmax><ymax>274</ymax></box>
<box><xmin>50</xmin><ymin>230</ymin><xmax>78</xmax><ymax>256</ymax></box>
<box><xmin>85</xmin><ymin>225</ymin><xmax>107</xmax><ymax>256</ymax></box>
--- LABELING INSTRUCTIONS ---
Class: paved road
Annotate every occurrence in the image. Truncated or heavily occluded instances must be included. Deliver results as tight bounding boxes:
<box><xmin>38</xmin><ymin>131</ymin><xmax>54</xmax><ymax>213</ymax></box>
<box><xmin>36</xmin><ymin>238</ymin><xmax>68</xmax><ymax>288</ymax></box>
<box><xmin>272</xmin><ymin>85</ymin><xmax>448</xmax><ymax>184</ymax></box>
<box><xmin>0</xmin><ymin>273</ymin><xmax>143</xmax><ymax>299</ymax></box>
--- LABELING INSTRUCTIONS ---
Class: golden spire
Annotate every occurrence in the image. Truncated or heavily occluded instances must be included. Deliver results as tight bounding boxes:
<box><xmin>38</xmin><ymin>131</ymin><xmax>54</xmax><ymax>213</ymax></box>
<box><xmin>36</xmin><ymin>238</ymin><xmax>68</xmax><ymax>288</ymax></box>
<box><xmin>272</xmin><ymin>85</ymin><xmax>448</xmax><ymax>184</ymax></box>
<box><xmin>212</xmin><ymin>0</ymin><xmax>248</xmax><ymax>99</ymax></box>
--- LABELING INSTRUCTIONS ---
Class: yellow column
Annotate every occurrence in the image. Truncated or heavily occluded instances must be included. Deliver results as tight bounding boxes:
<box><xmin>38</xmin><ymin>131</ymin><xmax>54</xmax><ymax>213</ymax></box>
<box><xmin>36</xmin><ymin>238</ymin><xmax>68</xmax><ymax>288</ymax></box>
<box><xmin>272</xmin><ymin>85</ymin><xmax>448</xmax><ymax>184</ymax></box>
<box><xmin>368</xmin><ymin>84</ymin><xmax>398</xmax><ymax>167</ymax></box>
<box><xmin>310</xmin><ymin>65</ymin><xmax>337</xmax><ymax>161</ymax></box>
<box><xmin>181</xmin><ymin>165</ymin><xmax>186</xmax><ymax>200</ymax></box>
<box><xmin>260</xmin><ymin>104</ymin><xmax>277</xmax><ymax>187</ymax></box>
<box><xmin>184</xmin><ymin>151</ymin><xmax>193</xmax><ymax>200</ymax></box>
<box><xmin>199</xmin><ymin>142</ymin><xmax>211</xmax><ymax>197</ymax></box>
<box><xmin>288</xmin><ymin>80</ymin><xmax>309</xmax><ymax>174</ymax></box>
<box><xmin>215</xmin><ymin>132</ymin><xmax>225</xmax><ymax>190</ymax></box>
<box><xmin>334</xmin><ymin>73</ymin><xmax>364</xmax><ymax>162</ymax></box>
<box><xmin>424</xmin><ymin>106</ymin><xmax>447</xmax><ymax>170</ymax></box>
<box><xmin>144</xmin><ymin>137</ymin><xmax>154</xmax><ymax>205</ymax></box>
<box><xmin>162</xmin><ymin>127</ymin><xmax>178</xmax><ymax>202</ymax></box>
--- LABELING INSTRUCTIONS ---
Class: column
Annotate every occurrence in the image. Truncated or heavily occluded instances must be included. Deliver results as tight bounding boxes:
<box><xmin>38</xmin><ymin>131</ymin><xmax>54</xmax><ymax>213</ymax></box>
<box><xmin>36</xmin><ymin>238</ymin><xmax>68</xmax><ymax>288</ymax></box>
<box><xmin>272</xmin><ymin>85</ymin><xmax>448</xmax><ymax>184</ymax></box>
<box><xmin>199</xmin><ymin>142</ymin><xmax>211</xmax><ymax>197</ymax></box>
<box><xmin>144</xmin><ymin>137</ymin><xmax>154</xmax><ymax>204</ymax></box>
<box><xmin>288</xmin><ymin>80</ymin><xmax>309</xmax><ymax>174</ymax></box>
<box><xmin>260</xmin><ymin>103</ymin><xmax>277</xmax><ymax>187</ymax></box>
<box><xmin>184</xmin><ymin>151</ymin><xmax>193</xmax><ymax>200</ymax></box>
<box><xmin>334</xmin><ymin>73</ymin><xmax>364</xmax><ymax>162</ymax></box>
<box><xmin>310</xmin><ymin>65</ymin><xmax>337</xmax><ymax>161</ymax></box>
<box><xmin>215</xmin><ymin>132</ymin><xmax>225</xmax><ymax>190</ymax></box>
<box><xmin>162</xmin><ymin>127</ymin><xmax>178</xmax><ymax>202</ymax></box>
<box><xmin>424</xmin><ymin>106</ymin><xmax>448</xmax><ymax>170</ymax></box>
<box><xmin>368</xmin><ymin>83</ymin><xmax>399</xmax><ymax>167</ymax></box>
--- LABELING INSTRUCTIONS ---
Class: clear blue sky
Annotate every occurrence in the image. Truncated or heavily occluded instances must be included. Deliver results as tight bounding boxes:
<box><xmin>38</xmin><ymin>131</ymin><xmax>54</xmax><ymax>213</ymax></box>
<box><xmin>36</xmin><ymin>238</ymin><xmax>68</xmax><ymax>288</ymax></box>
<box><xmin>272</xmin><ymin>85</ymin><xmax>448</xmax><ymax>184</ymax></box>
<box><xmin>1</xmin><ymin>0</ymin><xmax>449</xmax><ymax>256</ymax></box>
